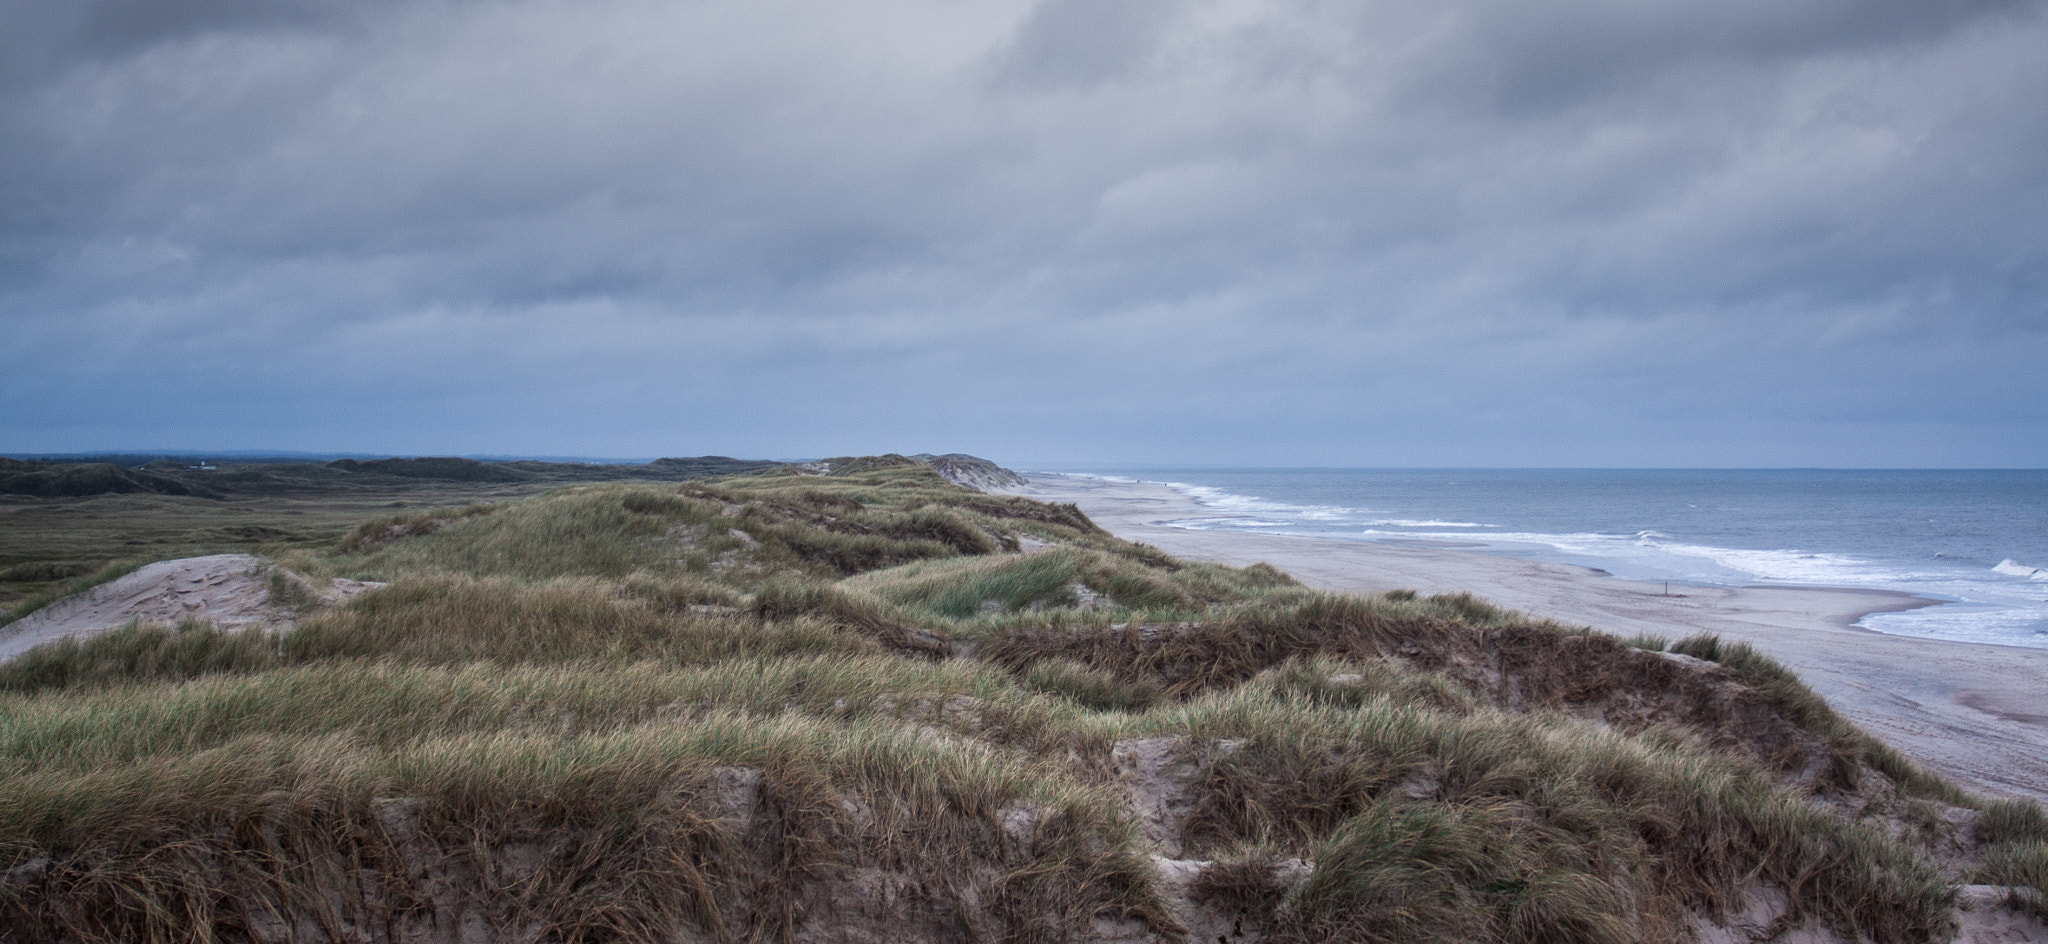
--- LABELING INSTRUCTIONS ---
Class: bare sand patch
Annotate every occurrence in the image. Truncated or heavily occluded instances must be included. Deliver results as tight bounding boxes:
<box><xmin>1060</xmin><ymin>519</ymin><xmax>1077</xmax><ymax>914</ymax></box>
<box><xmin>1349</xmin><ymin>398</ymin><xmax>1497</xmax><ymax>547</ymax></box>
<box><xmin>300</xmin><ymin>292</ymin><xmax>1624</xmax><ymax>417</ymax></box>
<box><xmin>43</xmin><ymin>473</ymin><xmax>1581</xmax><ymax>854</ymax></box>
<box><xmin>0</xmin><ymin>554</ymin><xmax>382</xmax><ymax>663</ymax></box>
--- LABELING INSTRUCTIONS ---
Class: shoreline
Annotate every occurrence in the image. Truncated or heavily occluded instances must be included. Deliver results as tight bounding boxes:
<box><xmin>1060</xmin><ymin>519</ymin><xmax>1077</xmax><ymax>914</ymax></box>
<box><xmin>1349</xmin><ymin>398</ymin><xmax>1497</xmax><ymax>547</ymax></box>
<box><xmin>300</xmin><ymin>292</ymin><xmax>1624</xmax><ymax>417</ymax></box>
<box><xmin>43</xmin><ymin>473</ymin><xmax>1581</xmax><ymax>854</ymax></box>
<box><xmin>1012</xmin><ymin>472</ymin><xmax>2048</xmax><ymax>801</ymax></box>
<box><xmin>1737</xmin><ymin>583</ymin><xmax>1946</xmax><ymax>630</ymax></box>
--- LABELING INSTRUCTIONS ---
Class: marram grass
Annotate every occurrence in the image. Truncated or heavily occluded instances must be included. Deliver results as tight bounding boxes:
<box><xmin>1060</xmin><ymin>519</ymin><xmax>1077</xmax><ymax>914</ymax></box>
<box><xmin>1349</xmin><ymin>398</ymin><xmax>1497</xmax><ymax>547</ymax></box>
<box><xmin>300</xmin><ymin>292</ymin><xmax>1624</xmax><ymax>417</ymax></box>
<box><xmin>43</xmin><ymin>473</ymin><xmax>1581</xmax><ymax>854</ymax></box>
<box><xmin>0</xmin><ymin>459</ymin><xmax>2024</xmax><ymax>943</ymax></box>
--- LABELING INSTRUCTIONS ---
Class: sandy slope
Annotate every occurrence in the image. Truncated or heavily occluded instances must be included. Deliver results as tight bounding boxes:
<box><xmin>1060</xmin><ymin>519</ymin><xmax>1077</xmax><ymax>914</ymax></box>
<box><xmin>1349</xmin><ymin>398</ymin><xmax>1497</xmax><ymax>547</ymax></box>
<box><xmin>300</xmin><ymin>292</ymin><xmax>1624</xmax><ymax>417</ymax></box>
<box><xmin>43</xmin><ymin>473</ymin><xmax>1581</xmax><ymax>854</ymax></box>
<box><xmin>1015</xmin><ymin>474</ymin><xmax>2048</xmax><ymax>801</ymax></box>
<box><xmin>0</xmin><ymin>554</ymin><xmax>380</xmax><ymax>663</ymax></box>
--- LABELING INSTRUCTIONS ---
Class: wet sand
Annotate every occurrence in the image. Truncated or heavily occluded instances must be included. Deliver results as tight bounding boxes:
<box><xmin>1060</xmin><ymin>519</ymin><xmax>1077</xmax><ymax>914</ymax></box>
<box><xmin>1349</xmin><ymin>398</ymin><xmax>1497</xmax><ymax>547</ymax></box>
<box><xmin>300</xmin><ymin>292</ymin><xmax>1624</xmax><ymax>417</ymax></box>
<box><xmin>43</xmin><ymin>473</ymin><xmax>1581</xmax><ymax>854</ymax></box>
<box><xmin>1015</xmin><ymin>474</ymin><xmax>2048</xmax><ymax>801</ymax></box>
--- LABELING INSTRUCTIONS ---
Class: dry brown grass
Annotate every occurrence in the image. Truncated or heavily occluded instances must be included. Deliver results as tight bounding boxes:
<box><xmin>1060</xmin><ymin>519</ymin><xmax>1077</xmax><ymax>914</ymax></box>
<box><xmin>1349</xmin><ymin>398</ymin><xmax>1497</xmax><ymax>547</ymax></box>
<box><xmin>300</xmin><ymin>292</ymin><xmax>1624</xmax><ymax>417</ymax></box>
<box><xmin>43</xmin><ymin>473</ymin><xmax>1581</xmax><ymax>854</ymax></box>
<box><xmin>0</xmin><ymin>459</ymin><xmax>2008</xmax><ymax>943</ymax></box>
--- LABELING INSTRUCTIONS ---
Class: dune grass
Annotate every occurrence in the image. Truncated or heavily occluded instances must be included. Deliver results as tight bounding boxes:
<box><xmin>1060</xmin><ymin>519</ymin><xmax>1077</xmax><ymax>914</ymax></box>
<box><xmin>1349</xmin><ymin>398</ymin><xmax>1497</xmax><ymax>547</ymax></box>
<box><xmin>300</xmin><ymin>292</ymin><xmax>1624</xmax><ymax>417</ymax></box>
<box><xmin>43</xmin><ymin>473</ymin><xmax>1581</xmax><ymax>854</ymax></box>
<box><xmin>0</xmin><ymin>457</ymin><xmax>2027</xmax><ymax>942</ymax></box>
<box><xmin>1668</xmin><ymin>633</ymin><xmax>1970</xmax><ymax>803</ymax></box>
<box><xmin>1971</xmin><ymin>798</ymin><xmax>2048</xmax><ymax>918</ymax></box>
<box><xmin>1147</xmin><ymin>678</ymin><xmax>1955</xmax><ymax>943</ymax></box>
<box><xmin>0</xmin><ymin>712</ymin><xmax>1163</xmax><ymax>944</ymax></box>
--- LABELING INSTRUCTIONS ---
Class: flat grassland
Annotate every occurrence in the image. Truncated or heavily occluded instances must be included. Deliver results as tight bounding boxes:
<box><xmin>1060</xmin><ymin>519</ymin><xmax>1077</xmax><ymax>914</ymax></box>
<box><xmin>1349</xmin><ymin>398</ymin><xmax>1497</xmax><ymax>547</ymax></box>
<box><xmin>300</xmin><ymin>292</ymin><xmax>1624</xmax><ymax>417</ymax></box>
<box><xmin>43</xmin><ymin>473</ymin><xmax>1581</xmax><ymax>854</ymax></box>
<box><xmin>0</xmin><ymin>456</ymin><xmax>2043</xmax><ymax>943</ymax></box>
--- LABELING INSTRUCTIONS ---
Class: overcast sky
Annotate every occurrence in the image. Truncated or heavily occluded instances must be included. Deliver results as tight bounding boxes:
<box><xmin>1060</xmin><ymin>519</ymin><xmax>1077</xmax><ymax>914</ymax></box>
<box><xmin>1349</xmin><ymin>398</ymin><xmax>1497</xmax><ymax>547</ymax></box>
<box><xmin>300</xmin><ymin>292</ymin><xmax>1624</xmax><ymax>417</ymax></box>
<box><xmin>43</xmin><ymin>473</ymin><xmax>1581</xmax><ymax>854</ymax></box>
<box><xmin>3</xmin><ymin>0</ymin><xmax>2045</xmax><ymax>467</ymax></box>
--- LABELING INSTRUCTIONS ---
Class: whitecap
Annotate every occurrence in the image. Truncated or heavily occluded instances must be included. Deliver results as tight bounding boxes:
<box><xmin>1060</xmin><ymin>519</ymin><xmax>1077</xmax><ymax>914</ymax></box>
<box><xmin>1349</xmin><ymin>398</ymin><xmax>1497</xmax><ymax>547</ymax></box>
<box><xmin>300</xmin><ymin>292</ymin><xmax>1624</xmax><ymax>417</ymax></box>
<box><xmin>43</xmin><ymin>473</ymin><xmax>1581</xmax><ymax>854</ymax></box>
<box><xmin>1155</xmin><ymin>480</ymin><xmax>1365</xmax><ymax>520</ymax></box>
<box><xmin>1995</xmin><ymin>559</ymin><xmax>2048</xmax><ymax>580</ymax></box>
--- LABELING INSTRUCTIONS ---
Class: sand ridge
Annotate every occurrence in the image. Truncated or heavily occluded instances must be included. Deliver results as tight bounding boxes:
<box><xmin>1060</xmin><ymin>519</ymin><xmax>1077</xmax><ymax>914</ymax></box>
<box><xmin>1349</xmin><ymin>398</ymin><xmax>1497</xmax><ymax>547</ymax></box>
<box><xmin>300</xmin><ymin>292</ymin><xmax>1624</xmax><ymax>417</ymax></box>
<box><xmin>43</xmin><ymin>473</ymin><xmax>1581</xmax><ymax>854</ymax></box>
<box><xmin>1011</xmin><ymin>474</ymin><xmax>2048</xmax><ymax>801</ymax></box>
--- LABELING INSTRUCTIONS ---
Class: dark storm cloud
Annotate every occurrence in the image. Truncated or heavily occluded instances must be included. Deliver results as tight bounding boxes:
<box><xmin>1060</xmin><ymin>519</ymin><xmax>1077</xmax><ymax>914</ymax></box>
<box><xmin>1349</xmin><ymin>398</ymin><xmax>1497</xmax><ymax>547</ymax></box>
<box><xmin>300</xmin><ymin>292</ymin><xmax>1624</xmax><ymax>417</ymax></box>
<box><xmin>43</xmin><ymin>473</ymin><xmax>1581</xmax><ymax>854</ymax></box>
<box><xmin>2</xmin><ymin>0</ymin><xmax>2045</xmax><ymax>464</ymax></box>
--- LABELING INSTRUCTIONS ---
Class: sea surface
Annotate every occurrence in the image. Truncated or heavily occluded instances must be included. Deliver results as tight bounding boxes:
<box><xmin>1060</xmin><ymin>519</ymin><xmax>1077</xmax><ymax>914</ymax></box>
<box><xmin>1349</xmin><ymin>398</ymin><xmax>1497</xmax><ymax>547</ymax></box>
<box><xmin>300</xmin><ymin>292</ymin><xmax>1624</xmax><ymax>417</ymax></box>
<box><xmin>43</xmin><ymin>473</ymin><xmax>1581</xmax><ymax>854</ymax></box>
<box><xmin>1054</xmin><ymin>468</ymin><xmax>2048</xmax><ymax>648</ymax></box>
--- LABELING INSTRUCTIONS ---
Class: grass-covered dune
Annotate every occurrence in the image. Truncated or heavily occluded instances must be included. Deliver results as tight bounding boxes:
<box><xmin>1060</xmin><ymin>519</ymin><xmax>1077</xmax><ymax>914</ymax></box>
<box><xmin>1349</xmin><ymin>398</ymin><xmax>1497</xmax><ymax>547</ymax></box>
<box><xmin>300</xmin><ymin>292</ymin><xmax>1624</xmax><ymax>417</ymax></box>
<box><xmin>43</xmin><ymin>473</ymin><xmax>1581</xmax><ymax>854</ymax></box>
<box><xmin>0</xmin><ymin>458</ymin><xmax>222</xmax><ymax>500</ymax></box>
<box><xmin>0</xmin><ymin>455</ymin><xmax>2043</xmax><ymax>943</ymax></box>
<box><xmin>0</xmin><ymin>454</ymin><xmax>787</xmax><ymax>501</ymax></box>
<box><xmin>0</xmin><ymin>454</ymin><xmax>790</xmax><ymax>619</ymax></box>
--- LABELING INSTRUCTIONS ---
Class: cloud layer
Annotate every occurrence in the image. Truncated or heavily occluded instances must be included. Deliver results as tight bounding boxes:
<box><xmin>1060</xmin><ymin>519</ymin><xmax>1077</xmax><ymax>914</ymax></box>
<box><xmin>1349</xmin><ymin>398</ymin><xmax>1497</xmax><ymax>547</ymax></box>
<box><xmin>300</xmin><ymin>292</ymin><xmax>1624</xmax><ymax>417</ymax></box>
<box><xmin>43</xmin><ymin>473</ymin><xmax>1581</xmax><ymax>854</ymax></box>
<box><xmin>4</xmin><ymin>0</ymin><xmax>2045</xmax><ymax>465</ymax></box>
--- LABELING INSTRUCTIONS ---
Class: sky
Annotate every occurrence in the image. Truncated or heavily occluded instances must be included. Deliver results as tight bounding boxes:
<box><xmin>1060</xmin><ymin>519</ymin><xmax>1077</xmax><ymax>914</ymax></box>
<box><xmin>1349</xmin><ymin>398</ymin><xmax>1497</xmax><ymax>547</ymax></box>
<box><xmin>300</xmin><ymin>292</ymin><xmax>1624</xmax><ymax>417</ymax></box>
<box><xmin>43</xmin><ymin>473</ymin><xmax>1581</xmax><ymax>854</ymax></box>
<box><xmin>3</xmin><ymin>0</ymin><xmax>2045</xmax><ymax>468</ymax></box>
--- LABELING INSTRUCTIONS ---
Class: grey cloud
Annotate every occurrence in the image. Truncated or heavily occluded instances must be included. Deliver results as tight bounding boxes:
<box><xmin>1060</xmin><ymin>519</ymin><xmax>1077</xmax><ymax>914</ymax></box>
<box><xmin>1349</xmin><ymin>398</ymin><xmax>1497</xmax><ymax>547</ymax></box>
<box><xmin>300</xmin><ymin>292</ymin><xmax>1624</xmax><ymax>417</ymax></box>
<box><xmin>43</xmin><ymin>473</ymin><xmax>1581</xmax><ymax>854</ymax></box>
<box><xmin>2</xmin><ymin>0</ymin><xmax>2045</xmax><ymax>463</ymax></box>
<box><xmin>0</xmin><ymin>0</ymin><xmax>418</xmax><ymax>92</ymax></box>
<box><xmin>1399</xmin><ymin>0</ymin><xmax>2040</xmax><ymax>115</ymax></box>
<box><xmin>988</xmin><ymin>0</ymin><xmax>1184</xmax><ymax>88</ymax></box>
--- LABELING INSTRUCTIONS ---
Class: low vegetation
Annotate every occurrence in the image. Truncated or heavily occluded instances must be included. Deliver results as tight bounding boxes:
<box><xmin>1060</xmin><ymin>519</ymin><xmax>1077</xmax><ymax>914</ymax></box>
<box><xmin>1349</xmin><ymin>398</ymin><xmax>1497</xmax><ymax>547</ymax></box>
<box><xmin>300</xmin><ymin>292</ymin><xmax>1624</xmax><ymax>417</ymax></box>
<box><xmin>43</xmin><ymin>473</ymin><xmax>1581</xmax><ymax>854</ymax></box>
<box><xmin>0</xmin><ymin>454</ymin><xmax>782</xmax><ymax>616</ymax></box>
<box><xmin>0</xmin><ymin>453</ymin><xmax>2035</xmax><ymax>942</ymax></box>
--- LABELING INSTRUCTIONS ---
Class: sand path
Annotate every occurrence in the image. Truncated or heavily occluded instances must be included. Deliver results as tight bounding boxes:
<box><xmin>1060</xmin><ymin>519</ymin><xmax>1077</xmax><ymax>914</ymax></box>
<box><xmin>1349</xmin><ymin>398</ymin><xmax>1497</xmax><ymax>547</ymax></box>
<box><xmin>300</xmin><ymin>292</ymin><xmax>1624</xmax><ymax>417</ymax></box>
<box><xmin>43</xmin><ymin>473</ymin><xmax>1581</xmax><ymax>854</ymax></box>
<box><xmin>1017</xmin><ymin>474</ymin><xmax>2048</xmax><ymax>801</ymax></box>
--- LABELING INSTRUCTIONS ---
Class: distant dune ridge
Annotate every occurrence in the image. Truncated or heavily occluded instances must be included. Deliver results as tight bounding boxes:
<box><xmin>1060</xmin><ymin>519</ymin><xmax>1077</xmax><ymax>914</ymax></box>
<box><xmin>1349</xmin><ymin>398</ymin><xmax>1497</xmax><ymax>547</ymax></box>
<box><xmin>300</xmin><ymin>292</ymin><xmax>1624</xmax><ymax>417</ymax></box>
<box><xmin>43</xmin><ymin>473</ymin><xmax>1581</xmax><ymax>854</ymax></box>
<box><xmin>0</xmin><ymin>454</ymin><xmax>785</xmax><ymax>497</ymax></box>
<box><xmin>324</xmin><ymin>456</ymin><xmax>535</xmax><ymax>482</ymax></box>
<box><xmin>0</xmin><ymin>453</ymin><xmax>1016</xmax><ymax>498</ymax></box>
<box><xmin>0</xmin><ymin>457</ymin><xmax>221</xmax><ymax>499</ymax></box>
<box><xmin>795</xmin><ymin>452</ymin><xmax>1030</xmax><ymax>491</ymax></box>
<box><xmin>0</xmin><ymin>455</ymin><xmax>2044</xmax><ymax>943</ymax></box>
<box><xmin>914</xmin><ymin>453</ymin><xmax>1031</xmax><ymax>491</ymax></box>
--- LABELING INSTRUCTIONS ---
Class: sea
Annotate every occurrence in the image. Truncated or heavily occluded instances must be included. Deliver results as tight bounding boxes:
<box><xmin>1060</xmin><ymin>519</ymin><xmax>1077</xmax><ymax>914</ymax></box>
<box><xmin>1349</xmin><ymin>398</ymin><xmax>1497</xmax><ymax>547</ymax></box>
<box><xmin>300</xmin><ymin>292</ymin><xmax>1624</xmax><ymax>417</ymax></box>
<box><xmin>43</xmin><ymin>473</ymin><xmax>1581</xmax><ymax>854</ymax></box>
<box><xmin>1051</xmin><ymin>469</ymin><xmax>2048</xmax><ymax>649</ymax></box>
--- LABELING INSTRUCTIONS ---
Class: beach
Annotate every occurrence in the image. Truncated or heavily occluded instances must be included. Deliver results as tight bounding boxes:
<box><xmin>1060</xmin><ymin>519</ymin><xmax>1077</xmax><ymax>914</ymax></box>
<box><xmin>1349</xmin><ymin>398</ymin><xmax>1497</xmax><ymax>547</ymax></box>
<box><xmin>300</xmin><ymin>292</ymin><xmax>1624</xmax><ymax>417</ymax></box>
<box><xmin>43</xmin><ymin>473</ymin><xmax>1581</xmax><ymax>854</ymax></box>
<box><xmin>1014</xmin><ymin>473</ymin><xmax>2048</xmax><ymax>801</ymax></box>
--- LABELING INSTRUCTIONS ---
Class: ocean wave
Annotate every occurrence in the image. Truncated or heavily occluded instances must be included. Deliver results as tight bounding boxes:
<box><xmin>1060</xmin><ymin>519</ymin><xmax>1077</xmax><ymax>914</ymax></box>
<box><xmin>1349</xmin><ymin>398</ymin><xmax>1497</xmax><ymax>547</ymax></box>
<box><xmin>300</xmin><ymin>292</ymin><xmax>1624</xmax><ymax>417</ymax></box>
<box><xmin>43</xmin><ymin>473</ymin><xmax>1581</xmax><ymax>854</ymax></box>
<box><xmin>1995</xmin><ymin>559</ymin><xmax>2048</xmax><ymax>580</ymax></box>
<box><xmin>1862</xmin><ymin>601</ymin><xmax>2048</xmax><ymax>647</ymax></box>
<box><xmin>1508</xmin><ymin>532</ymin><xmax>1952</xmax><ymax>586</ymax></box>
<box><xmin>1079</xmin><ymin>468</ymin><xmax>2048</xmax><ymax>648</ymax></box>
<box><xmin>1157</xmin><ymin>480</ymin><xmax>1363</xmax><ymax>521</ymax></box>
<box><xmin>1316</xmin><ymin>526</ymin><xmax>1932</xmax><ymax>587</ymax></box>
<box><xmin>1641</xmin><ymin>541</ymin><xmax>1899</xmax><ymax>585</ymax></box>
<box><xmin>1155</xmin><ymin>502</ymin><xmax>1912</xmax><ymax>587</ymax></box>
<box><xmin>1168</xmin><ymin>517</ymin><xmax>1295</xmax><ymax>529</ymax></box>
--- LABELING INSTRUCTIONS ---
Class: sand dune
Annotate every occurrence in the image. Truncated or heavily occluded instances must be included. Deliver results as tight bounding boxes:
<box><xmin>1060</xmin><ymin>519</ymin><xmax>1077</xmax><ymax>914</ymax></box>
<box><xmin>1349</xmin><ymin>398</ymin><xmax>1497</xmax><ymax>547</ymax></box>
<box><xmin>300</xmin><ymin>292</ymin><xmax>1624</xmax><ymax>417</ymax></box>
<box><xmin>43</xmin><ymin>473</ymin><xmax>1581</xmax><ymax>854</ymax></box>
<box><xmin>0</xmin><ymin>555</ymin><xmax>382</xmax><ymax>663</ymax></box>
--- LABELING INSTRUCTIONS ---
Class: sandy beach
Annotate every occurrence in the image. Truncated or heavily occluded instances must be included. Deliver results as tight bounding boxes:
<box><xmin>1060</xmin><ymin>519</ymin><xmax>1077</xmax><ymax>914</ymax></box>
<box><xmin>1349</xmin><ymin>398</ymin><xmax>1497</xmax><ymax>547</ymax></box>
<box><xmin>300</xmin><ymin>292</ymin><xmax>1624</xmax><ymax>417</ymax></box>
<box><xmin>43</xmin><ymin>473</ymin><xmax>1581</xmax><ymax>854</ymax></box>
<box><xmin>1014</xmin><ymin>473</ymin><xmax>2048</xmax><ymax>802</ymax></box>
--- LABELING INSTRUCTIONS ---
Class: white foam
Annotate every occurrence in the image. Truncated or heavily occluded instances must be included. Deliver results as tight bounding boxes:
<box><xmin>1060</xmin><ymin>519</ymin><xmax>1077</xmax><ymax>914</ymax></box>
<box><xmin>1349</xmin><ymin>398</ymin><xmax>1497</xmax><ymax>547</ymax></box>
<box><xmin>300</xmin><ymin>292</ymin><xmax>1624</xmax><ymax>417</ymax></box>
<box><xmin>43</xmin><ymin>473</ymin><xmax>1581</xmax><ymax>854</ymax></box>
<box><xmin>1863</xmin><ymin>602</ymin><xmax>2048</xmax><ymax>647</ymax></box>
<box><xmin>1156</xmin><ymin>480</ymin><xmax>1365</xmax><ymax>522</ymax></box>
<box><xmin>1070</xmin><ymin>470</ymin><xmax>2048</xmax><ymax>649</ymax></box>
<box><xmin>1994</xmin><ymin>559</ymin><xmax>2047</xmax><ymax>580</ymax></box>
<box><xmin>1167</xmin><ymin>517</ymin><xmax>1295</xmax><ymax>529</ymax></box>
<box><xmin>1052</xmin><ymin>472</ymin><xmax>1140</xmax><ymax>483</ymax></box>
<box><xmin>1638</xmin><ymin>541</ymin><xmax>1907</xmax><ymax>585</ymax></box>
<box><xmin>1347</xmin><ymin>527</ymin><xmax>1941</xmax><ymax>588</ymax></box>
